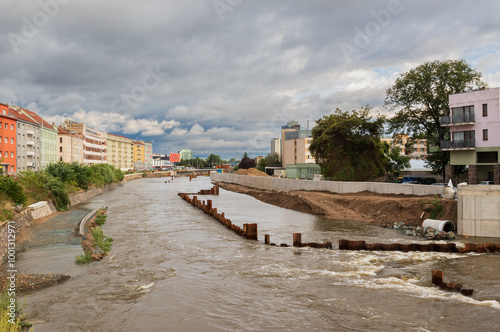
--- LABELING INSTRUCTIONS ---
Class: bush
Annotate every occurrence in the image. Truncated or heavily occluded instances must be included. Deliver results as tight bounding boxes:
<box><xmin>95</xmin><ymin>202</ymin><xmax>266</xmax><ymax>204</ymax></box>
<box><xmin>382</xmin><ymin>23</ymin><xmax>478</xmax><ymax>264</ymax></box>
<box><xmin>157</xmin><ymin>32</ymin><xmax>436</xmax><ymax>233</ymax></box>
<box><xmin>0</xmin><ymin>176</ymin><xmax>27</xmax><ymax>206</ymax></box>
<box><xmin>75</xmin><ymin>252</ymin><xmax>92</xmax><ymax>264</ymax></box>
<box><xmin>95</xmin><ymin>213</ymin><xmax>107</xmax><ymax>226</ymax></box>
<box><xmin>46</xmin><ymin>176</ymin><xmax>71</xmax><ymax>211</ymax></box>
<box><xmin>17</xmin><ymin>170</ymin><xmax>49</xmax><ymax>203</ymax></box>
<box><xmin>0</xmin><ymin>290</ymin><xmax>30</xmax><ymax>331</ymax></box>
<box><xmin>91</xmin><ymin>226</ymin><xmax>113</xmax><ymax>252</ymax></box>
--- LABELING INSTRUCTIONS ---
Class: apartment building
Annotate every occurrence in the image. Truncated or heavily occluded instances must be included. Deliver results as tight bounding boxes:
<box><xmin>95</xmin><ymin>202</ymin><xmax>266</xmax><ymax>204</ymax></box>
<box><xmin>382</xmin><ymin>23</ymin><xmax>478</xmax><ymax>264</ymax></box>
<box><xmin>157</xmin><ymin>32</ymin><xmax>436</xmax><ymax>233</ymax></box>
<box><xmin>57</xmin><ymin>127</ymin><xmax>84</xmax><ymax>164</ymax></box>
<box><xmin>22</xmin><ymin>110</ymin><xmax>58</xmax><ymax>168</ymax></box>
<box><xmin>179</xmin><ymin>148</ymin><xmax>193</xmax><ymax>161</ymax></box>
<box><xmin>64</xmin><ymin>121</ymin><xmax>107</xmax><ymax>165</ymax></box>
<box><xmin>133</xmin><ymin>140</ymin><xmax>145</xmax><ymax>171</ymax></box>
<box><xmin>0</xmin><ymin>103</ymin><xmax>17</xmax><ymax>175</ymax></box>
<box><xmin>381</xmin><ymin>134</ymin><xmax>428</xmax><ymax>160</ymax></box>
<box><xmin>280</xmin><ymin>121</ymin><xmax>319</xmax><ymax>179</ymax></box>
<box><xmin>107</xmin><ymin>134</ymin><xmax>134</xmax><ymax>171</ymax></box>
<box><xmin>441</xmin><ymin>87</ymin><xmax>500</xmax><ymax>182</ymax></box>
<box><xmin>8</xmin><ymin>107</ymin><xmax>42</xmax><ymax>172</ymax></box>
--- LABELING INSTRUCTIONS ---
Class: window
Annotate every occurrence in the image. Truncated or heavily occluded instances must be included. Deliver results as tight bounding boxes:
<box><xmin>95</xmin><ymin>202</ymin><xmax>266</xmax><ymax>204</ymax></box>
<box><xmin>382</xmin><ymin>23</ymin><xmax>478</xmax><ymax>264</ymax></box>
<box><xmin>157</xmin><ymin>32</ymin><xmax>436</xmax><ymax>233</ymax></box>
<box><xmin>11</xmin><ymin>138</ymin><xmax>13</xmax><ymax>144</ymax></box>
<box><xmin>10</xmin><ymin>166</ymin><xmax>13</xmax><ymax>172</ymax></box>
<box><xmin>483</xmin><ymin>129</ymin><xmax>488</xmax><ymax>141</ymax></box>
<box><xmin>11</xmin><ymin>124</ymin><xmax>13</xmax><ymax>130</ymax></box>
<box><xmin>483</xmin><ymin>104</ymin><xmax>488</xmax><ymax>117</ymax></box>
<box><xmin>4</xmin><ymin>137</ymin><xmax>7</xmax><ymax>143</ymax></box>
<box><xmin>60</xmin><ymin>137</ymin><xmax>62</xmax><ymax>143</ymax></box>
<box><xmin>11</xmin><ymin>152</ymin><xmax>14</xmax><ymax>157</ymax></box>
<box><xmin>4</xmin><ymin>123</ymin><xmax>7</xmax><ymax>129</ymax></box>
<box><xmin>60</xmin><ymin>147</ymin><xmax>63</xmax><ymax>152</ymax></box>
<box><xmin>0</xmin><ymin>152</ymin><xmax>2</xmax><ymax>157</ymax></box>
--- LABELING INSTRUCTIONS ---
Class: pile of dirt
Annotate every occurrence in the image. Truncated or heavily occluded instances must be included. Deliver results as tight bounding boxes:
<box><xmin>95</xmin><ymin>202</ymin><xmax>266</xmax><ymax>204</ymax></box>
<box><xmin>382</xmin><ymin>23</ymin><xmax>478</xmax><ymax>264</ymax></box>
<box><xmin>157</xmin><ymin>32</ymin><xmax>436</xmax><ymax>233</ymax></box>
<box><xmin>233</xmin><ymin>168</ymin><xmax>270</xmax><ymax>177</ymax></box>
<box><xmin>217</xmin><ymin>182</ymin><xmax>457</xmax><ymax>226</ymax></box>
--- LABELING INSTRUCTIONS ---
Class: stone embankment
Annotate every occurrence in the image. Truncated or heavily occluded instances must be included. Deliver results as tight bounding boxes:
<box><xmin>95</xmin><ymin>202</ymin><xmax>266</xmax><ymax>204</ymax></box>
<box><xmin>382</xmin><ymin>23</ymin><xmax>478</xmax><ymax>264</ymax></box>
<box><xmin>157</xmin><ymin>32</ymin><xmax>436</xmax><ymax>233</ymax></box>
<box><xmin>0</xmin><ymin>172</ymin><xmax>151</xmax><ymax>262</ymax></box>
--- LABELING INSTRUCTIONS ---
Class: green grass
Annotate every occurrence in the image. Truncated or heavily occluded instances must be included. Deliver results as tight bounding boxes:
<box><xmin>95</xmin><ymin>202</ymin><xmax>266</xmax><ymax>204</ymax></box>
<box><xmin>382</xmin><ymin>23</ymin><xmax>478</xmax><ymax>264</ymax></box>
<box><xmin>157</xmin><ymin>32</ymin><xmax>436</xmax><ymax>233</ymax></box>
<box><xmin>75</xmin><ymin>253</ymin><xmax>93</xmax><ymax>264</ymax></box>
<box><xmin>0</xmin><ymin>290</ymin><xmax>31</xmax><ymax>331</ymax></box>
<box><xmin>427</xmin><ymin>195</ymin><xmax>445</xmax><ymax>219</ymax></box>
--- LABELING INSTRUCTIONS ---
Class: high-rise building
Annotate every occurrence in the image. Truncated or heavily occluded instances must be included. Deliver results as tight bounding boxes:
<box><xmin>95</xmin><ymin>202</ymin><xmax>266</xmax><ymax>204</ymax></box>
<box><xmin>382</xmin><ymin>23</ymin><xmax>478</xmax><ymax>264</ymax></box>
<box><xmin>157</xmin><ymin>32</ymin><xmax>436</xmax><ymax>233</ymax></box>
<box><xmin>270</xmin><ymin>138</ymin><xmax>281</xmax><ymax>156</ymax></box>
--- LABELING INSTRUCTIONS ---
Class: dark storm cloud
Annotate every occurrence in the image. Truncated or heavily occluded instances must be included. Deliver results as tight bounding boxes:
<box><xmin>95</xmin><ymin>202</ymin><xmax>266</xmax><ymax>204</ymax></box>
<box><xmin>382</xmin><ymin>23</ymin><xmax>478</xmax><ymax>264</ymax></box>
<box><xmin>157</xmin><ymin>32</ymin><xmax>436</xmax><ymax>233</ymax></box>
<box><xmin>1</xmin><ymin>0</ymin><xmax>500</xmax><ymax>157</ymax></box>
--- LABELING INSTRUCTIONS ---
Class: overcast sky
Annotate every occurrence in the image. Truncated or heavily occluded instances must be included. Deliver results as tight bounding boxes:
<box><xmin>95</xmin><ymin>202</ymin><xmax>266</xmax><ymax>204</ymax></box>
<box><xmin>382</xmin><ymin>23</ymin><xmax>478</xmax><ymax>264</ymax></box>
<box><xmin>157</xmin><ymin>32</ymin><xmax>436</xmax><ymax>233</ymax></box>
<box><xmin>1</xmin><ymin>0</ymin><xmax>499</xmax><ymax>159</ymax></box>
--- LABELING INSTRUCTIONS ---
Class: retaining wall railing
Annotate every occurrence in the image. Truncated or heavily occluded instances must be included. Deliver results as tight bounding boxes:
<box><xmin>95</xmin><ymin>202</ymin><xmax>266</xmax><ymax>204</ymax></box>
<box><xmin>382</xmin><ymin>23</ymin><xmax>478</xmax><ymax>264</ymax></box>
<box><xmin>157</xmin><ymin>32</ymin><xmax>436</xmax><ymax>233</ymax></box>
<box><xmin>78</xmin><ymin>206</ymin><xmax>107</xmax><ymax>236</ymax></box>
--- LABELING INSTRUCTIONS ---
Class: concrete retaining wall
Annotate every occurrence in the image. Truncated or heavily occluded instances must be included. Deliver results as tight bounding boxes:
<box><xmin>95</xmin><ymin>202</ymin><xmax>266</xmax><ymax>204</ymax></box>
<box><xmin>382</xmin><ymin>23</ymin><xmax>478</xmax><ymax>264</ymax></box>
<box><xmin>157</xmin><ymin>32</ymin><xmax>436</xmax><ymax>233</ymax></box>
<box><xmin>1</xmin><ymin>178</ymin><xmax>137</xmax><ymax>262</ymax></box>
<box><xmin>458</xmin><ymin>185</ymin><xmax>500</xmax><ymax>238</ymax></box>
<box><xmin>210</xmin><ymin>172</ymin><xmax>442</xmax><ymax>196</ymax></box>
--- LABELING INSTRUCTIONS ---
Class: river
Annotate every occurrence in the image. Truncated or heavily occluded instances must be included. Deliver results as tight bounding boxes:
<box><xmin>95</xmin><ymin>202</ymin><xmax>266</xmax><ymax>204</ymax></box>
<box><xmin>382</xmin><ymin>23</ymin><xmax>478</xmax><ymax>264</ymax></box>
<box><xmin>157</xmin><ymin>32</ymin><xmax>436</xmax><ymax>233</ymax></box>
<box><xmin>15</xmin><ymin>176</ymin><xmax>500</xmax><ymax>331</ymax></box>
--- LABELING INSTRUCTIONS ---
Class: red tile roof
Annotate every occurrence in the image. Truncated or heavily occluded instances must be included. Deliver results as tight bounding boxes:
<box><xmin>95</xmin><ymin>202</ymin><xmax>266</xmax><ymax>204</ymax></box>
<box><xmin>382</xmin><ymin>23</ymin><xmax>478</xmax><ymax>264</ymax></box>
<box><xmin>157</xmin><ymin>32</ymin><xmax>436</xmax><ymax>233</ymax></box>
<box><xmin>8</xmin><ymin>108</ymin><xmax>40</xmax><ymax>125</ymax></box>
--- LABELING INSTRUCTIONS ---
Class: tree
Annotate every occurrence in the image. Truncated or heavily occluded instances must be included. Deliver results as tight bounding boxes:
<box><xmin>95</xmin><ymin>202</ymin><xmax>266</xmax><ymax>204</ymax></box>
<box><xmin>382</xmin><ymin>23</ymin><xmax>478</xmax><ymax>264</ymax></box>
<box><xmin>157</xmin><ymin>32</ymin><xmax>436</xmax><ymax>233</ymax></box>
<box><xmin>238</xmin><ymin>152</ymin><xmax>256</xmax><ymax>169</ymax></box>
<box><xmin>256</xmin><ymin>152</ymin><xmax>282</xmax><ymax>172</ymax></box>
<box><xmin>383</xmin><ymin>144</ymin><xmax>411</xmax><ymax>182</ymax></box>
<box><xmin>385</xmin><ymin>59</ymin><xmax>487</xmax><ymax>177</ymax></box>
<box><xmin>309</xmin><ymin>108</ymin><xmax>387</xmax><ymax>181</ymax></box>
<box><xmin>206</xmin><ymin>154</ymin><xmax>222</xmax><ymax>167</ymax></box>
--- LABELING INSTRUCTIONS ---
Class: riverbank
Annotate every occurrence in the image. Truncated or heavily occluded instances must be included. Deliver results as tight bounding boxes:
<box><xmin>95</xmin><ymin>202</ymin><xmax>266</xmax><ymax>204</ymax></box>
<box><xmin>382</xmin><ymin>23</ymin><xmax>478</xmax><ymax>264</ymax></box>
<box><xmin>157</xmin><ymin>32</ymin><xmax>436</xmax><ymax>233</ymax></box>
<box><xmin>217</xmin><ymin>182</ymin><xmax>457</xmax><ymax>226</ymax></box>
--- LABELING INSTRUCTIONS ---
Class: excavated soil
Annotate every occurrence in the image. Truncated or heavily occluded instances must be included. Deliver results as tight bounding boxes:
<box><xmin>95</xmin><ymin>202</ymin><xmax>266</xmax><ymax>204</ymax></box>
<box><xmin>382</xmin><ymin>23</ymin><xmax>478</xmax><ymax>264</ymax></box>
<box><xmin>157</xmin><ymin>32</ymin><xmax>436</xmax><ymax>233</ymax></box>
<box><xmin>217</xmin><ymin>182</ymin><xmax>457</xmax><ymax>226</ymax></box>
<box><xmin>232</xmin><ymin>168</ymin><xmax>270</xmax><ymax>176</ymax></box>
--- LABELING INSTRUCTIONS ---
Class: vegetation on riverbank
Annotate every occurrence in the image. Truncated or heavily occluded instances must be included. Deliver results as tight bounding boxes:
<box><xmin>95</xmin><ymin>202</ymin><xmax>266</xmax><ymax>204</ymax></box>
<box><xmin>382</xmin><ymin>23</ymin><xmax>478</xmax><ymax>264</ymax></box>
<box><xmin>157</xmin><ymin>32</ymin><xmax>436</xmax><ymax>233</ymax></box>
<box><xmin>0</xmin><ymin>290</ymin><xmax>31</xmax><ymax>331</ymax></box>
<box><xmin>76</xmin><ymin>210</ymin><xmax>113</xmax><ymax>263</ymax></box>
<box><xmin>0</xmin><ymin>163</ymin><xmax>124</xmax><ymax>221</ymax></box>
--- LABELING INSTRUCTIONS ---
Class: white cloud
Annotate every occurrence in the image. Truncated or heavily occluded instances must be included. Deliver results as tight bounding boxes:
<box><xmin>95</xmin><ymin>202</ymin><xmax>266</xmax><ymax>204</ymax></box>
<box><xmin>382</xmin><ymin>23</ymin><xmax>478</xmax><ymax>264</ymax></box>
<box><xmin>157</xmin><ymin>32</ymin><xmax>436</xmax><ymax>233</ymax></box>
<box><xmin>189</xmin><ymin>123</ymin><xmax>204</xmax><ymax>135</ymax></box>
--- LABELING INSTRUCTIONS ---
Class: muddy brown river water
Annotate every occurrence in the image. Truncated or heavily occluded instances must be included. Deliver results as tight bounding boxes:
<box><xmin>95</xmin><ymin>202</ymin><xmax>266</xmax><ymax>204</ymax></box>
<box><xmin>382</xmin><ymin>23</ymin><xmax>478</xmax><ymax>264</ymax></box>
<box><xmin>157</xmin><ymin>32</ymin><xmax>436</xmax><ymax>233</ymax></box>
<box><xmin>13</xmin><ymin>177</ymin><xmax>500</xmax><ymax>331</ymax></box>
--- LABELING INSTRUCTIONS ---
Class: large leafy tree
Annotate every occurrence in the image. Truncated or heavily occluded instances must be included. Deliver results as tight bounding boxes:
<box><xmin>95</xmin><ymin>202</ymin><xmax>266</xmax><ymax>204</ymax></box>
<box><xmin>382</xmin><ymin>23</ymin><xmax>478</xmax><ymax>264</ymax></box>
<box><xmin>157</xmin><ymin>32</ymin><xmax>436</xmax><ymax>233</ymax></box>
<box><xmin>206</xmin><ymin>154</ymin><xmax>222</xmax><ymax>167</ymax></box>
<box><xmin>256</xmin><ymin>152</ymin><xmax>281</xmax><ymax>172</ymax></box>
<box><xmin>309</xmin><ymin>108</ymin><xmax>387</xmax><ymax>181</ymax></box>
<box><xmin>385</xmin><ymin>59</ymin><xmax>487</xmax><ymax>176</ymax></box>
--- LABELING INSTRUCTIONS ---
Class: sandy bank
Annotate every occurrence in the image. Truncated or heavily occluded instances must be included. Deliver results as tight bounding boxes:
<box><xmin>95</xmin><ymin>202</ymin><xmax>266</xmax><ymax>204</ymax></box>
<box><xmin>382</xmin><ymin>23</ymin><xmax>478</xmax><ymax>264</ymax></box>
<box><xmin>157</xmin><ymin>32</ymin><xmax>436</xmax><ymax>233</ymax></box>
<box><xmin>217</xmin><ymin>182</ymin><xmax>457</xmax><ymax>226</ymax></box>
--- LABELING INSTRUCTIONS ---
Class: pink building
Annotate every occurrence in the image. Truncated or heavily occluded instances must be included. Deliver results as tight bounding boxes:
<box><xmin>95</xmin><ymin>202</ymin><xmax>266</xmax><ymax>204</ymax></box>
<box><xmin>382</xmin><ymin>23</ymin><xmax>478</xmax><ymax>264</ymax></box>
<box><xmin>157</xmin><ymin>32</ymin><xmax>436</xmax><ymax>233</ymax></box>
<box><xmin>442</xmin><ymin>87</ymin><xmax>500</xmax><ymax>182</ymax></box>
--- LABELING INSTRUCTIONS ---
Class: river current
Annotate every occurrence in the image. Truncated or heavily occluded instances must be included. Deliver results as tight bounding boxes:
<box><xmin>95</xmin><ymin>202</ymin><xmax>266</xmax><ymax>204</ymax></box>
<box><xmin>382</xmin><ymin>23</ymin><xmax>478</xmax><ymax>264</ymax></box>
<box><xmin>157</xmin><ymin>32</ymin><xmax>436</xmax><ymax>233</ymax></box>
<box><xmin>15</xmin><ymin>177</ymin><xmax>500</xmax><ymax>331</ymax></box>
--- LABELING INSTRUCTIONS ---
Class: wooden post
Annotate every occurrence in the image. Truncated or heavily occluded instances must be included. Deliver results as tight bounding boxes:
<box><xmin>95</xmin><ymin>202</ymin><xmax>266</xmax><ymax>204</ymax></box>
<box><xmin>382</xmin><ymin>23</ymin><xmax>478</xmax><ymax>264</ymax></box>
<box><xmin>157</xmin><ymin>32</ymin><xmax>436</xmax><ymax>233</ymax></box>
<box><xmin>355</xmin><ymin>241</ymin><xmax>366</xmax><ymax>250</ymax></box>
<box><xmin>293</xmin><ymin>233</ymin><xmax>302</xmax><ymax>247</ymax></box>
<box><xmin>215</xmin><ymin>184</ymin><xmax>219</xmax><ymax>195</ymax></box>
<box><xmin>207</xmin><ymin>200</ymin><xmax>212</xmax><ymax>211</ymax></box>
<box><xmin>265</xmin><ymin>234</ymin><xmax>270</xmax><ymax>245</ymax></box>
<box><xmin>324</xmin><ymin>242</ymin><xmax>332</xmax><ymax>249</ymax></box>
<box><xmin>461</xmin><ymin>289</ymin><xmax>474</xmax><ymax>296</ymax></box>
<box><xmin>432</xmin><ymin>270</ymin><xmax>443</xmax><ymax>286</ymax></box>
<box><xmin>247</xmin><ymin>223</ymin><xmax>258</xmax><ymax>240</ymax></box>
<box><xmin>339</xmin><ymin>239</ymin><xmax>349</xmax><ymax>250</ymax></box>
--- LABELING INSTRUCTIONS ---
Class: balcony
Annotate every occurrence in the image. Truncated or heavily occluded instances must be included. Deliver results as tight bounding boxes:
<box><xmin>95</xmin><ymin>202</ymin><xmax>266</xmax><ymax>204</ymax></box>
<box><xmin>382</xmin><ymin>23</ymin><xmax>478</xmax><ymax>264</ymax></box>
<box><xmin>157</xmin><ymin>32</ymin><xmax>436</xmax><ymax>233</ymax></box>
<box><xmin>440</xmin><ymin>139</ymin><xmax>476</xmax><ymax>151</ymax></box>
<box><xmin>26</xmin><ymin>140</ymin><xmax>35</xmax><ymax>146</ymax></box>
<box><xmin>441</xmin><ymin>113</ymin><xmax>475</xmax><ymax>127</ymax></box>
<box><xmin>26</xmin><ymin>151</ymin><xmax>35</xmax><ymax>156</ymax></box>
<box><xmin>27</xmin><ymin>162</ymin><xmax>34</xmax><ymax>167</ymax></box>
<box><xmin>27</xmin><ymin>130</ymin><xmax>35</xmax><ymax>136</ymax></box>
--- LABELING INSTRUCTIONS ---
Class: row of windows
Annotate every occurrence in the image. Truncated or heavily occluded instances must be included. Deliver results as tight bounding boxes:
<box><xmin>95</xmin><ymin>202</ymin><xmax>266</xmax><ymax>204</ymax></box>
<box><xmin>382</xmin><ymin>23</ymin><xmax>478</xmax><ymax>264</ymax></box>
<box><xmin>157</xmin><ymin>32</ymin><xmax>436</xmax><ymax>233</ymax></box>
<box><xmin>0</xmin><ymin>151</ymin><xmax>14</xmax><ymax>158</ymax></box>
<box><xmin>0</xmin><ymin>122</ymin><xmax>15</xmax><ymax>130</ymax></box>
<box><xmin>0</xmin><ymin>136</ymin><xmax>14</xmax><ymax>144</ymax></box>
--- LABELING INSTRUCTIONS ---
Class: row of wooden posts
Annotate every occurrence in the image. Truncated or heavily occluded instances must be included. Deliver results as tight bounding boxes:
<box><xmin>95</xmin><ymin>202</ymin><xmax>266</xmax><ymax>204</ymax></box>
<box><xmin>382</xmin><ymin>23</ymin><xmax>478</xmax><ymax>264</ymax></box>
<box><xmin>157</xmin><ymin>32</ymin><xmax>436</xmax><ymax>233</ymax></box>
<box><xmin>178</xmin><ymin>188</ymin><xmax>484</xmax><ymax>297</ymax></box>
<box><xmin>178</xmin><ymin>192</ymin><xmax>258</xmax><ymax>240</ymax></box>
<box><xmin>185</xmin><ymin>185</ymin><xmax>220</xmax><ymax>196</ymax></box>
<box><xmin>338</xmin><ymin>239</ymin><xmax>500</xmax><ymax>254</ymax></box>
<box><xmin>432</xmin><ymin>270</ymin><xmax>473</xmax><ymax>296</ymax></box>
